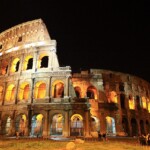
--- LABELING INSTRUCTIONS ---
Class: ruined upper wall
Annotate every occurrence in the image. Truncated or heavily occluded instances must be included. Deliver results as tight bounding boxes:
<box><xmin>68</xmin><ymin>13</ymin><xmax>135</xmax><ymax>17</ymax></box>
<box><xmin>0</xmin><ymin>19</ymin><xmax>54</xmax><ymax>56</ymax></box>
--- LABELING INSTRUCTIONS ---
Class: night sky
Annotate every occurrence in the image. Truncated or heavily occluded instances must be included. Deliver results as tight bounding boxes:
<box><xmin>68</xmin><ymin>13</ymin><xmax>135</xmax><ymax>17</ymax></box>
<box><xmin>0</xmin><ymin>1</ymin><xmax>150</xmax><ymax>82</ymax></box>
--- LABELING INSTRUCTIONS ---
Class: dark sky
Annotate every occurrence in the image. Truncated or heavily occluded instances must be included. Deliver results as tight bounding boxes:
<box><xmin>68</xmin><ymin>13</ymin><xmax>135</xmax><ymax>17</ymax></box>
<box><xmin>0</xmin><ymin>1</ymin><xmax>150</xmax><ymax>82</ymax></box>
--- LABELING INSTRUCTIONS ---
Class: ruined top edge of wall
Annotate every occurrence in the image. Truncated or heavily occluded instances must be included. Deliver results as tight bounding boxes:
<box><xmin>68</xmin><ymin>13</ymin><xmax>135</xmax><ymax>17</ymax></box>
<box><xmin>0</xmin><ymin>19</ymin><xmax>52</xmax><ymax>51</ymax></box>
<box><xmin>80</xmin><ymin>69</ymin><xmax>150</xmax><ymax>85</ymax></box>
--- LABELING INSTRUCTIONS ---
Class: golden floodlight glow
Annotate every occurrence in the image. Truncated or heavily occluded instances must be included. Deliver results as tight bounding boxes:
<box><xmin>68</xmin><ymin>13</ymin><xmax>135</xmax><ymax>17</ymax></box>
<box><xmin>18</xmin><ymin>82</ymin><xmax>29</xmax><ymax>100</ymax></box>
<box><xmin>108</xmin><ymin>91</ymin><xmax>118</xmax><ymax>103</ymax></box>
<box><xmin>10</xmin><ymin>58</ymin><xmax>20</xmax><ymax>73</ymax></box>
<box><xmin>23</xmin><ymin>55</ymin><xmax>33</xmax><ymax>70</ymax></box>
<box><xmin>142</xmin><ymin>96</ymin><xmax>147</xmax><ymax>109</ymax></box>
<box><xmin>5</xmin><ymin>84</ymin><xmax>15</xmax><ymax>101</ymax></box>
<box><xmin>0</xmin><ymin>86</ymin><xmax>3</xmax><ymax>101</ymax></box>
<box><xmin>106</xmin><ymin>116</ymin><xmax>112</xmax><ymax>124</ymax></box>
<box><xmin>36</xmin><ymin>114</ymin><xmax>43</xmax><ymax>121</ymax></box>
<box><xmin>71</xmin><ymin>114</ymin><xmax>83</xmax><ymax>121</ymax></box>
<box><xmin>34</xmin><ymin>81</ymin><xmax>46</xmax><ymax>99</ymax></box>
<box><xmin>129</xmin><ymin>98</ymin><xmax>135</xmax><ymax>110</ymax></box>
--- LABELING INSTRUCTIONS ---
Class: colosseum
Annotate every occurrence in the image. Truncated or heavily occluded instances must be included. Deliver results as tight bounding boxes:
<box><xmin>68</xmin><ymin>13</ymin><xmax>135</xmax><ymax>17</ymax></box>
<box><xmin>0</xmin><ymin>19</ymin><xmax>150</xmax><ymax>138</ymax></box>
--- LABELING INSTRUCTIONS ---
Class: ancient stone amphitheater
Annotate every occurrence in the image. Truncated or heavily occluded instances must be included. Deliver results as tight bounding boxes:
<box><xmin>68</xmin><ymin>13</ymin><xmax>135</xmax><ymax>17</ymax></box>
<box><xmin>0</xmin><ymin>19</ymin><xmax>149</xmax><ymax>138</ymax></box>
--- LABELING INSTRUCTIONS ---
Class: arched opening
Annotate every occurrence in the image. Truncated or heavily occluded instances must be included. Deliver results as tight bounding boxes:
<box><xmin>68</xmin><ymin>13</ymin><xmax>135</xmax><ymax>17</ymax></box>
<box><xmin>106</xmin><ymin>116</ymin><xmax>116</xmax><ymax>135</ymax></box>
<box><xmin>129</xmin><ymin>94</ymin><xmax>135</xmax><ymax>110</ymax></box>
<box><xmin>1</xmin><ymin>116</ymin><xmax>11</xmax><ymax>135</ymax></box>
<box><xmin>148</xmin><ymin>102</ymin><xmax>150</xmax><ymax>113</ymax></box>
<box><xmin>90</xmin><ymin>116</ymin><xmax>100</xmax><ymax>136</ymax></box>
<box><xmin>119</xmin><ymin>83</ymin><xmax>124</xmax><ymax>91</ymax></box>
<box><xmin>146</xmin><ymin>120</ymin><xmax>149</xmax><ymax>134</ymax></box>
<box><xmin>10</xmin><ymin>58</ymin><xmax>20</xmax><ymax>73</ymax></box>
<box><xmin>38</xmin><ymin>54</ymin><xmax>49</xmax><ymax>68</ymax></box>
<box><xmin>131</xmin><ymin>118</ymin><xmax>138</xmax><ymax>136</ymax></box>
<box><xmin>70</xmin><ymin>114</ymin><xmax>83</xmax><ymax>136</ymax></box>
<box><xmin>34</xmin><ymin>82</ymin><xmax>46</xmax><ymax>99</ymax></box>
<box><xmin>31</xmin><ymin>114</ymin><xmax>43</xmax><ymax>137</ymax></box>
<box><xmin>140</xmin><ymin>120</ymin><xmax>145</xmax><ymax>135</ymax></box>
<box><xmin>52</xmin><ymin>81</ymin><xmax>64</xmax><ymax>98</ymax></box>
<box><xmin>15</xmin><ymin>114</ymin><xmax>26</xmax><ymax>136</ymax></box>
<box><xmin>50</xmin><ymin>114</ymin><xmax>64</xmax><ymax>135</ymax></box>
<box><xmin>120</xmin><ymin>94</ymin><xmax>125</xmax><ymax>109</ymax></box>
<box><xmin>108</xmin><ymin>91</ymin><xmax>118</xmax><ymax>103</ymax></box>
<box><xmin>136</xmin><ymin>95</ymin><xmax>141</xmax><ymax>109</ymax></box>
<box><xmin>23</xmin><ymin>56</ymin><xmax>33</xmax><ymax>70</ymax></box>
<box><xmin>0</xmin><ymin>86</ymin><xmax>3</xmax><ymax>101</ymax></box>
<box><xmin>122</xmin><ymin>118</ymin><xmax>129</xmax><ymax>136</ymax></box>
<box><xmin>74</xmin><ymin>86</ymin><xmax>81</xmax><ymax>98</ymax></box>
<box><xmin>5</xmin><ymin>84</ymin><xmax>15</xmax><ymax>102</ymax></box>
<box><xmin>86</xmin><ymin>86</ymin><xmax>98</xmax><ymax>99</ymax></box>
<box><xmin>41</xmin><ymin>56</ymin><xmax>48</xmax><ymax>68</ymax></box>
<box><xmin>1</xmin><ymin>60</ymin><xmax>8</xmax><ymax>75</ymax></box>
<box><xmin>141</xmin><ymin>96</ymin><xmax>147</xmax><ymax>109</ymax></box>
<box><xmin>18</xmin><ymin>82</ymin><xmax>30</xmax><ymax>100</ymax></box>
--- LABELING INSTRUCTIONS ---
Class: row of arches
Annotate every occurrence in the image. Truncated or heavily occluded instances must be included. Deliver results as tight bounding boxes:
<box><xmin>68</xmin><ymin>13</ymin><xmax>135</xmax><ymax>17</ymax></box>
<box><xmin>0</xmin><ymin>80</ymin><xmax>65</xmax><ymax>102</ymax></box>
<box><xmin>120</xmin><ymin>93</ymin><xmax>150</xmax><ymax>111</ymax></box>
<box><xmin>1</xmin><ymin>113</ymin><xmax>149</xmax><ymax>137</ymax></box>
<box><xmin>2</xmin><ymin>115</ymin><xmax>116</xmax><ymax>137</ymax></box>
<box><xmin>0</xmin><ymin>54</ymin><xmax>49</xmax><ymax>75</ymax></box>
<box><xmin>122</xmin><ymin>118</ymin><xmax>150</xmax><ymax>136</ymax></box>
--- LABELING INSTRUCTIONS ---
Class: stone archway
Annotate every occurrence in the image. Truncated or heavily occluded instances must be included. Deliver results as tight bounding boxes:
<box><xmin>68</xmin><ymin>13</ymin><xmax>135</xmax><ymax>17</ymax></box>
<box><xmin>131</xmin><ymin>118</ymin><xmax>138</xmax><ymax>136</ymax></box>
<box><xmin>15</xmin><ymin>114</ymin><xmax>26</xmax><ymax>136</ymax></box>
<box><xmin>1</xmin><ymin>115</ymin><xmax>12</xmax><ymax>136</ymax></box>
<box><xmin>50</xmin><ymin>114</ymin><xmax>64</xmax><ymax>135</ymax></box>
<box><xmin>106</xmin><ymin>116</ymin><xmax>116</xmax><ymax>135</ymax></box>
<box><xmin>122</xmin><ymin>118</ymin><xmax>129</xmax><ymax>136</ymax></box>
<box><xmin>30</xmin><ymin>114</ymin><xmax>43</xmax><ymax>137</ymax></box>
<box><xmin>140</xmin><ymin>120</ymin><xmax>145</xmax><ymax>135</ymax></box>
<box><xmin>70</xmin><ymin>114</ymin><xmax>83</xmax><ymax>136</ymax></box>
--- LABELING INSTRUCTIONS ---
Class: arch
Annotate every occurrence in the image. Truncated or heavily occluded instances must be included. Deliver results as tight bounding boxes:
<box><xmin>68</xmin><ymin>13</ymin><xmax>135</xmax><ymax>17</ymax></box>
<box><xmin>131</xmin><ymin>118</ymin><xmax>138</xmax><ymax>136</ymax></box>
<box><xmin>30</xmin><ymin>114</ymin><xmax>43</xmax><ymax>137</ymax></box>
<box><xmin>129</xmin><ymin>94</ymin><xmax>135</xmax><ymax>110</ymax></box>
<box><xmin>106</xmin><ymin>116</ymin><xmax>116</xmax><ymax>135</ymax></box>
<box><xmin>5</xmin><ymin>84</ymin><xmax>15</xmax><ymax>102</ymax></box>
<box><xmin>70</xmin><ymin>114</ymin><xmax>83</xmax><ymax>136</ymax></box>
<box><xmin>1</xmin><ymin>59</ymin><xmax>8</xmax><ymax>75</ymax></box>
<box><xmin>1</xmin><ymin>115</ymin><xmax>12</xmax><ymax>135</ymax></box>
<box><xmin>34</xmin><ymin>81</ymin><xmax>46</xmax><ymax>99</ymax></box>
<box><xmin>90</xmin><ymin>116</ymin><xmax>100</xmax><ymax>132</ymax></box>
<box><xmin>120</xmin><ymin>94</ymin><xmax>125</xmax><ymax>109</ymax></box>
<box><xmin>122</xmin><ymin>118</ymin><xmax>129</xmax><ymax>136</ymax></box>
<box><xmin>50</xmin><ymin>114</ymin><xmax>64</xmax><ymax>135</ymax></box>
<box><xmin>148</xmin><ymin>102</ymin><xmax>150</xmax><ymax>113</ymax></box>
<box><xmin>18</xmin><ymin>82</ymin><xmax>30</xmax><ymax>100</ymax></box>
<box><xmin>10</xmin><ymin>58</ymin><xmax>20</xmax><ymax>73</ymax></box>
<box><xmin>15</xmin><ymin>114</ymin><xmax>26</xmax><ymax>136</ymax></box>
<box><xmin>74</xmin><ymin>86</ymin><xmax>81</xmax><ymax>98</ymax></box>
<box><xmin>86</xmin><ymin>86</ymin><xmax>98</xmax><ymax>99</ymax></box>
<box><xmin>0</xmin><ymin>86</ymin><xmax>3</xmax><ymax>101</ymax></box>
<box><xmin>23</xmin><ymin>55</ymin><xmax>33</xmax><ymax>70</ymax></box>
<box><xmin>108</xmin><ymin>91</ymin><xmax>118</xmax><ymax>103</ymax></box>
<box><xmin>146</xmin><ymin>120</ymin><xmax>150</xmax><ymax>134</ymax></box>
<box><xmin>140</xmin><ymin>120</ymin><xmax>145</xmax><ymax>135</ymax></box>
<box><xmin>141</xmin><ymin>96</ymin><xmax>147</xmax><ymax>109</ymax></box>
<box><xmin>136</xmin><ymin>95</ymin><xmax>141</xmax><ymax>109</ymax></box>
<box><xmin>38</xmin><ymin>54</ymin><xmax>49</xmax><ymax>68</ymax></box>
<box><xmin>52</xmin><ymin>80</ymin><xmax>64</xmax><ymax>98</ymax></box>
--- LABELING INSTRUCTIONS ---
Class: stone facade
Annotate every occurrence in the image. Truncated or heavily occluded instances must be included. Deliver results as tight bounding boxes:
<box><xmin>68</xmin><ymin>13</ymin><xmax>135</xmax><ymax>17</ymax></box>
<box><xmin>0</xmin><ymin>19</ymin><xmax>149</xmax><ymax>138</ymax></box>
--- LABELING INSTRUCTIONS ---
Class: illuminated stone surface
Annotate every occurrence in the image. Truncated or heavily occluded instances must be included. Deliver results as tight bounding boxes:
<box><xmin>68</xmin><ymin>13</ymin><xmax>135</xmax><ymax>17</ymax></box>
<box><xmin>0</xmin><ymin>19</ymin><xmax>150</xmax><ymax>138</ymax></box>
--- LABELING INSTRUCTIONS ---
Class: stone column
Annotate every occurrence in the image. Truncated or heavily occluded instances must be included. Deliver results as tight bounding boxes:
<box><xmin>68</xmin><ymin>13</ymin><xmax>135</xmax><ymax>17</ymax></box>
<box><xmin>63</xmin><ymin>110</ymin><xmax>69</xmax><ymax>137</ymax></box>
<box><xmin>64</xmin><ymin>75</ymin><xmax>70</xmax><ymax>97</ymax></box>
<box><xmin>84</xmin><ymin>110</ymin><xmax>90</xmax><ymax>137</ymax></box>
<box><xmin>42</xmin><ymin>110</ymin><xmax>49</xmax><ymax>137</ymax></box>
